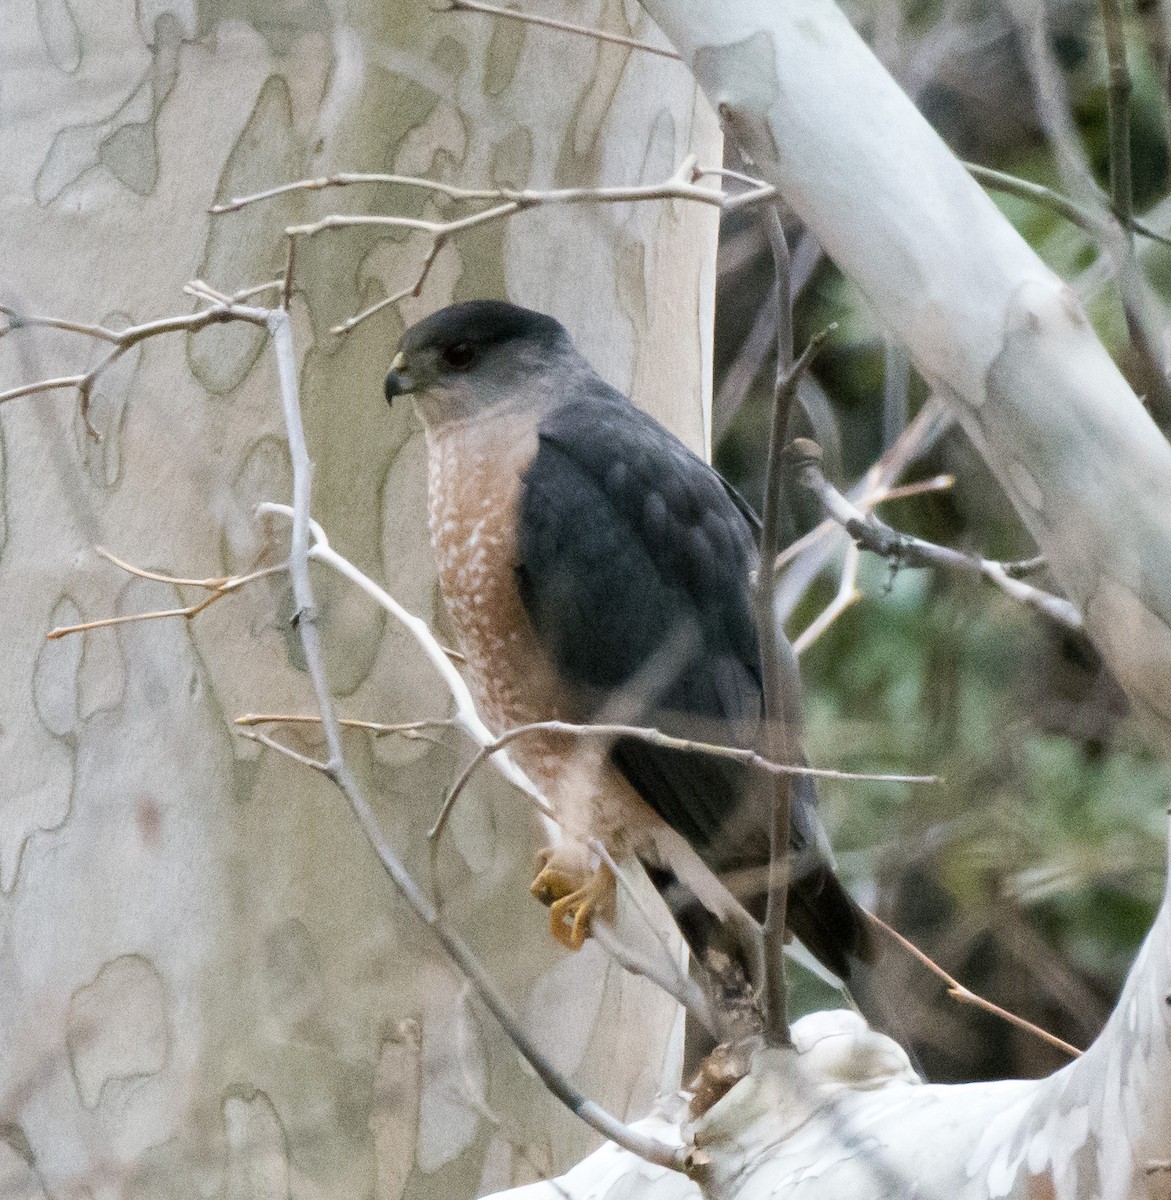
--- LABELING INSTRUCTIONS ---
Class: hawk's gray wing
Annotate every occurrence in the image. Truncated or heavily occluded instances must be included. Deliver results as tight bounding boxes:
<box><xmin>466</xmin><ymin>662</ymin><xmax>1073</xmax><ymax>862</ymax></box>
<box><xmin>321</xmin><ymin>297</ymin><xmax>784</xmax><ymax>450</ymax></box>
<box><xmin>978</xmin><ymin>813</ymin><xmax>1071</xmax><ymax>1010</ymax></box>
<box><xmin>515</xmin><ymin>389</ymin><xmax>869</xmax><ymax>980</ymax></box>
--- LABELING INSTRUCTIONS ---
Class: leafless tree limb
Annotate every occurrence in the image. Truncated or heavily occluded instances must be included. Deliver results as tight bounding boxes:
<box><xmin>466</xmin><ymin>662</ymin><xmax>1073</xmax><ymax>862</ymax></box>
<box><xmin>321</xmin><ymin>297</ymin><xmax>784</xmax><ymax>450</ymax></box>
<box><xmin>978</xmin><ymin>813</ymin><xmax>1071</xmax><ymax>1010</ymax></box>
<box><xmin>209</xmin><ymin>158</ymin><xmax>774</xmax><ymax>335</ymax></box>
<box><xmin>427</xmin><ymin>716</ymin><xmax>937</xmax><ymax>852</ymax></box>
<box><xmin>0</xmin><ymin>300</ymin><xmax>269</xmax><ymax>434</ymax></box>
<box><xmin>755</xmin><ymin>309</ymin><xmax>835</xmax><ymax>1044</ymax></box>
<box><xmin>46</xmin><ymin>550</ymin><xmax>287</xmax><ymax>640</ymax></box>
<box><xmin>788</xmin><ymin>439</ymin><xmax>1083</xmax><ymax>630</ymax></box>
<box><xmin>868</xmin><ymin>913</ymin><xmax>1082</xmax><ymax>1059</ymax></box>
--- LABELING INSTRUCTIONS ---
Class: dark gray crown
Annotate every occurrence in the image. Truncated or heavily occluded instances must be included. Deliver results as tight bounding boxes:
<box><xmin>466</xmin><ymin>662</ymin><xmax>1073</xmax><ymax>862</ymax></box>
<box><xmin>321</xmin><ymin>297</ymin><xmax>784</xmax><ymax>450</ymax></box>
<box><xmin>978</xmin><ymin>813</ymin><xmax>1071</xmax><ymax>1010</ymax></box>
<box><xmin>398</xmin><ymin>300</ymin><xmax>570</xmax><ymax>357</ymax></box>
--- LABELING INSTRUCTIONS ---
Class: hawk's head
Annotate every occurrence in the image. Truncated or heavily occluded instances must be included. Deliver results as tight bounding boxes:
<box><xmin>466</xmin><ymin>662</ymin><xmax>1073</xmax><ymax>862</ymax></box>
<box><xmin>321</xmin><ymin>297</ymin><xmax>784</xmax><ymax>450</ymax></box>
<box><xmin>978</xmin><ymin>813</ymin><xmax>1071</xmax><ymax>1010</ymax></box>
<box><xmin>385</xmin><ymin>300</ymin><xmax>575</xmax><ymax>428</ymax></box>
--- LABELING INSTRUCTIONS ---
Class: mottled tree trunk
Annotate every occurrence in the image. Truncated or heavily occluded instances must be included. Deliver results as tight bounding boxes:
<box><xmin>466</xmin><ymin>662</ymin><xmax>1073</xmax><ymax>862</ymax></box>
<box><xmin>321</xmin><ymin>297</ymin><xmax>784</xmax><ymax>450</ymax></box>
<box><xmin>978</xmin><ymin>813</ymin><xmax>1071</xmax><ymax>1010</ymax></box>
<box><xmin>0</xmin><ymin>3</ymin><xmax>719</xmax><ymax>1196</ymax></box>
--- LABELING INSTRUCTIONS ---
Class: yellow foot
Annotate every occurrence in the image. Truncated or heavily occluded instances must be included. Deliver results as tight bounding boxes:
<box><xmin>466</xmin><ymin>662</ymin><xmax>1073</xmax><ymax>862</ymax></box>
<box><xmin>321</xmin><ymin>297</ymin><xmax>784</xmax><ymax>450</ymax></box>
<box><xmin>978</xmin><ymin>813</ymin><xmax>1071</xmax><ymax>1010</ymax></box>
<box><xmin>530</xmin><ymin>847</ymin><xmax>616</xmax><ymax>951</ymax></box>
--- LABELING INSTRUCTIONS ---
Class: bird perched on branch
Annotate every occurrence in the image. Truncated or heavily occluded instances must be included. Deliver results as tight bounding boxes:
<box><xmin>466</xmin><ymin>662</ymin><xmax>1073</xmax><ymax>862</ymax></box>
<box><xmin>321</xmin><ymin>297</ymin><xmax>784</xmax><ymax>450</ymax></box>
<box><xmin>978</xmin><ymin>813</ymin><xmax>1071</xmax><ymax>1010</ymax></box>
<box><xmin>384</xmin><ymin>300</ymin><xmax>871</xmax><ymax>996</ymax></box>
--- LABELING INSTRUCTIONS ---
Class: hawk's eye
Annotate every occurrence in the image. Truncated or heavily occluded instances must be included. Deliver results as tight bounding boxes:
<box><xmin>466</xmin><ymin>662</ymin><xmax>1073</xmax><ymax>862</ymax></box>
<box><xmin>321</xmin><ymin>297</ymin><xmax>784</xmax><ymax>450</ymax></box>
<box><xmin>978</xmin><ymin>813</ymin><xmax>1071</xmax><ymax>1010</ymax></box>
<box><xmin>443</xmin><ymin>341</ymin><xmax>477</xmax><ymax>370</ymax></box>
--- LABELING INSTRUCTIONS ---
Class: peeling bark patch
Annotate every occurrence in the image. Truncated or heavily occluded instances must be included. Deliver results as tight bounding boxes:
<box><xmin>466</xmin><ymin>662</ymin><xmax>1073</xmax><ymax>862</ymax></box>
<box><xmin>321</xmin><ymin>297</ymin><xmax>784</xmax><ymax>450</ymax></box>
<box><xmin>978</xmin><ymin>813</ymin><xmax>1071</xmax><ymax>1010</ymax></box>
<box><xmin>1088</xmin><ymin>581</ymin><xmax>1171</xmax><ymax>724</ymax></box>
<box><xmin>693</xmin><ymin>31</ymin><xmax>780</xmax><ymax>115</ymax></box>
<box><xmin>194</xmin><ymin>74</ymin><xmax>302</xmax><ymax>395</ymax></box>
<box><xmin>431</xmin><ymin>35</ymin><xmax>467</xmax><ymax>79</ymax></box>
<box><xmin>194</xmin><ymin>0</ymin><xmax>330</xmax><ymax>56</ymax></box>
<box><xmin>484</xmin><ymin>10</ymin><xmax>526</xmax><ymax>97</ymax></box>
<box><xmin>490</xmin><ymin>126</ymin><xmax>533</xmax><ymax>193</ymax></box>
<box><xmin>222</xmin><ymin>1090</ymin><xmax>292</xmax><ymax>1198</ymax></box>
<box><xmin>1027</xmin><ymin>1170</ymin><xmax>1056</xmax><ymax>1200</ymax></box>
<box><xmin>35</xmin><ymin>13</ymin><xmax>182</xmax><ymax>202</ymax></box>
<box><xmin>2</xmin><ymin>596</ymin><xmax>81</xmax><ymax>890</ymax></box>
<box><xmin>263</xmin><ymin>917</ymin><xmax>326</xmax><ymax>1036</ymax></box>
<box><xmin>36</xmin><ymin>0</ymin><xmax>81</xmax><ymax>73</ymax></box>
<box><xmin>371</xmin><ymin>1020</ymin><xmax>422</xmax><ymax>1200</ymax></box>
<box><xmin>618</xmin><ymin>239</ymin><xmax>648</xmax><ymax>329</ymax></box>
<box><xmin>67</xmin><ymin>955</ymin><xmax>170</xmax><ymax>1108</ymax></box>
<box><xmin>417</xmin><ymin>985</ymin><xmax>485</xmax><ymax>1172</ymax></box>
<box><xmin>33</xmin><ymin>599</ymin><xmax>82</xmax><ymax>737</ymax></box>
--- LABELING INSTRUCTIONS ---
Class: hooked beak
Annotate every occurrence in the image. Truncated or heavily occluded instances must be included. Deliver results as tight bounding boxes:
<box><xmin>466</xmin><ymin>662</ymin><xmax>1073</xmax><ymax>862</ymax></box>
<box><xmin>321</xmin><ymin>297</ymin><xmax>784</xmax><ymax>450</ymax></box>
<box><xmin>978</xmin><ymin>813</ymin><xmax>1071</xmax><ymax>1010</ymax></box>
<box><xmin>384</xmin><ymin>351</ymin><xmax>417</xmax><ymax>405</ymax></box>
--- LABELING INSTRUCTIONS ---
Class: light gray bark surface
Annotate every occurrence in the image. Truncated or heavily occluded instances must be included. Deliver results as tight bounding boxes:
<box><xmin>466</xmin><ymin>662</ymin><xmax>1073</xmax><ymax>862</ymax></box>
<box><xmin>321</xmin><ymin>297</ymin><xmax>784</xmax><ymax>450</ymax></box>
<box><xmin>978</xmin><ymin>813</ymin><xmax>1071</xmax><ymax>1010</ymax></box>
<box><xmin>0</xmin><ymin>3</ymin><xmax>719</xmax><ymax>1195</ymax></box>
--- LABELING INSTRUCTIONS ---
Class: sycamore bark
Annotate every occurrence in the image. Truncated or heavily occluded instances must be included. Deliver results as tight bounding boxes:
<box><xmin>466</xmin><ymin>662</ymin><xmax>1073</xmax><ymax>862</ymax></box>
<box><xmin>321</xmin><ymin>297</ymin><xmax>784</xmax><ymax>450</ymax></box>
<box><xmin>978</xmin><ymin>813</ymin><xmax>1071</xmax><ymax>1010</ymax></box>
<box><xmin>0</xmin><ymin>4</ymin><xmax>718</xmax><ymax>1195</ymax></box>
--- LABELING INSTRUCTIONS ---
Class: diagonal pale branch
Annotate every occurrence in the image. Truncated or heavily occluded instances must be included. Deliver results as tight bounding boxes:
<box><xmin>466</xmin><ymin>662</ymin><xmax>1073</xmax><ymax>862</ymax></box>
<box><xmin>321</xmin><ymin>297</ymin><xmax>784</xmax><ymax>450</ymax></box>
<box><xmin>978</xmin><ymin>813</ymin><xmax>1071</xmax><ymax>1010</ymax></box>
<box><xmin>867</xmin><ymin>913</ymin><xmax>1082</xmax><ymax>1059</ymax></box>
<box><xmin>257</xmin><ymin>501</ymin><xmax>554</xmax><ymax>823</ymax></box>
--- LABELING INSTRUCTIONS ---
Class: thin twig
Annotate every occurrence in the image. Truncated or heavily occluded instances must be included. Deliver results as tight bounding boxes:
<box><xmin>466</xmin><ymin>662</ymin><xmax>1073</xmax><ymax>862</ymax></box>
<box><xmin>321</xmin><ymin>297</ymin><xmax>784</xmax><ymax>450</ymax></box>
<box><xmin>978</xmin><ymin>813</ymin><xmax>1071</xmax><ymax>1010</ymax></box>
<box><xmin>262</xmin><ymin>314</ymin><xmax>687</xmax><ymax>1172</ymax></box>
<box><xmin>0</xmin><ymin>303</ymin><xmax>270</xmax><ymax>435</ymax></box>
<box><xmin>0</xmin><ymin>374</ymin><xmax>89</xmax><ymax>405</ymax></box>
<box><xmin>427</xmin><ymin>717</ymin><xmax>936</xmax><ymax>850</ymax></box>
<box><xmin>755</xmin><ymin>312</ymin><xmax>835</xmax><ymax>1046</ymax></box>
<box><xmin>770</xmin><ymin>470</ymin><xmax>959</xmax><ymax>580</ymax></box>
<box><xmin>210</xmin><ymin>158</ymin><xmax>774</xmax><ymax>335</ymax></box>
<box><xmin>965</xmin><ymin>163</ymin><xmax>1107</xmax><ymax>241</ymax></box>
<box><xmin>868</xmin><ymin>913</ymin><xmax>1083</xmax><ymax>1059</ymax></box>
<box><xmin>236</xmin><ymin>713</ymin><xmax>455</xmax><ymax>739</ymax></box>
<box><xmin>587</xmin><ymin>837</ymin><xmax>719</xmax><ymax>1036</ymax></box>
<box><xmin>46</xmin><ymin>558</ymin><xmax>286</xmax><ymax>640</ymax></box>
<box><xmin>792</xmin><ymin>541</ymin><xmax>863</xmax><ymax>656</ymax></box>
<box><xmin>240</xmin><ymin>729</ymin><xmax>330</xmax><ymax>773</ymax></box>
<box><xmin>0</xmin><ymin>304</ymin><xmax>121</xmax><ymax>342</ymax></box>
<box><xmin>774</xmin><ymin>398</ymin><xmax>954</xmax><ymax>638</ymax></box>
<box><xmin>964</xmin><ymin>160</ymin><xmax>1171</xmax><ymax>249</ymax></box>
<box><xmin>591</xmin><ymin>920</ymin><xmax>716</xmax><ymax>1036</ymax></box>
<box><xmin>757</xmin><ymin>212</ymin><xmax>796</xmax><ymax>1049</ymax></box>
<box><xmin>788</xmin><ymin>440</ymin><xmax>1083</xmax><ymax>630</ymax></box>
<box><xmin>439</xmin><ymin>0</ymin><xmax>681</xmax><ymax>59</ymax></box>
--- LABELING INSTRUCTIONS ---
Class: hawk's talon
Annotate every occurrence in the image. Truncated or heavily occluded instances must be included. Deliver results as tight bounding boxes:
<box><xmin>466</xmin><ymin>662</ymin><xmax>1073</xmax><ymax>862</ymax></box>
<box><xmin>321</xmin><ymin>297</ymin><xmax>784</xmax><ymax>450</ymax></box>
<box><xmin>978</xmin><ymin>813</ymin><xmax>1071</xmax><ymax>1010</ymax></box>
<box><xmin>531</xmin><ymin>851</ymin><xmax>616</xmax><ymax>950</ymax></box>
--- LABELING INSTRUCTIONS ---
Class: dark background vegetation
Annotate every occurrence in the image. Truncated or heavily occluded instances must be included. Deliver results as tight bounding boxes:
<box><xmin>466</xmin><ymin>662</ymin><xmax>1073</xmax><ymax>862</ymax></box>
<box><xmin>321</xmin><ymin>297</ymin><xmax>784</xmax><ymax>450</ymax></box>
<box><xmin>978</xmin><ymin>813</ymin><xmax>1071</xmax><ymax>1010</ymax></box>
<box><xmin>711</xmin><ymin>0</ymin><xmax>1170</xmax><ymax>1082</ymax></box>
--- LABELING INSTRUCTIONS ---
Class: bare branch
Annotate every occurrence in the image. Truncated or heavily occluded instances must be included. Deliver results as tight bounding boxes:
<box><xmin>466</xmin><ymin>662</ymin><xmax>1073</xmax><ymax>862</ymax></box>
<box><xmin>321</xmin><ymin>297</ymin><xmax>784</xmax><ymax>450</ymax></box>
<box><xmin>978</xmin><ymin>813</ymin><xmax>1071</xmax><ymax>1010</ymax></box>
<box><xmin>792</xmin><ymin>541</ymin><xmax>863</xmax><ymax>656</ymax></box>
<box><xmin>258</xmin><ymin>502</ymin><xmax>554</xmax><ymax>824</ymax></box>
<box><xmin>209</xmin><ymin>158</ymin><xmax>773</xmax><ymax>335</ymax></box>
<box><xmin>428</xmin><ymin>717</ymin><xmax>936</xmax><ymax>852</ymax></box>
<box><xmin>788</xmin><ymin>439</ymin><xmax>1083</xmax><ymax>630</ymax></box>
<box><xmin>591</xmin><ymin>920</ymin><xmax>716</xmax><ymax>1035</ymax></box>
<box><xmin>868</xmin><ymin>912</ymin><xmax>1083</xmax><ymax>1060</ymax></box>
<box><xmin>46</xmin><ymin>554</ymin><xmax>286</xmax><ymax>641</ymax></box>
<box><xmin>1099</xmin><ymin>0</ymin><xmax>1135</xmax><ymax>251</ymax></box>
<box><xmin>0</xmin><ymin>374</ymin><xmax>88</xmax><ymax>405</ymax></box>
<box><xmin>0</xmin><ymin>302</ymin><xmax>269</xmax><ymax>433</ymax></box>
<box><xmin>236</xmin><ymin>713</ymin><xmax>455</xmax><ymax>739</ymax></box>
<box><xmin>0</xmin><ymin>304</ymin><xmax>121</xmax><ymax>342</ymax></box>
<box><xmin>239</xmin><ymin>729</ymin><xmax>330</xmax><ymax>774</ymax></box>
<box><xmin>756</xmin><ymin>312</ymin><xmax>836</xmax><ymax>1045</ymax></box>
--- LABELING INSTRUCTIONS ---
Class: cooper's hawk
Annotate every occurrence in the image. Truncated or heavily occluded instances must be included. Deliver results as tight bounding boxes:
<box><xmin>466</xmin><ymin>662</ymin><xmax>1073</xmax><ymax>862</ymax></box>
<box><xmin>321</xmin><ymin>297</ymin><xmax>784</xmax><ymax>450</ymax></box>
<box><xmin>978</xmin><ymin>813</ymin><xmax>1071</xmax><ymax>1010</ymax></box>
<box><xmin>384</xmin><ymin>300</ymin><xmax>870</xmax><ymax>988</ymax></box>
